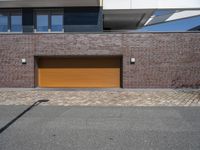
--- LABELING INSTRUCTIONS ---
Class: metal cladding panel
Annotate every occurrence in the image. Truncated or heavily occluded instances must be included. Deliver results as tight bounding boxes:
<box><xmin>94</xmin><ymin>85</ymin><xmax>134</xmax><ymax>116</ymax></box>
<box><xmin>0</xmin><ymin>0</ymin><xmax>100</xmax><ymax>8</ymax></box>
<box><xmin>103</xmin><ymin>0</ymin><xmax>200</xmax><ymax>9</ymax></box>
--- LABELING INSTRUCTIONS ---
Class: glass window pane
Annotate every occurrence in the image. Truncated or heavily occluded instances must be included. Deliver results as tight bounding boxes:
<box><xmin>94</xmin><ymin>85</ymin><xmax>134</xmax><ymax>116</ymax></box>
<box><xmin>0</xmin><ymin>15</ymin><xmax>8</xmax><ymax>32</ymax></box>
<box><xmin>137</xmin><ymin>15</ymin><xmax>200</xmax><ymax>32</ymax></box>
<box><xmin>11</xmin><ymin>15</ymin><xmax>22</xmax><ymax>32</ymax></box>
<box><xmin>51</xmin><ymin>15</ymin><xmax>63</xmax><ymax>32</ymax></box>
<box><xmin>37</xmin><ymin>15</ymin><xmax>48</xmax><ymax>32</ymax></box>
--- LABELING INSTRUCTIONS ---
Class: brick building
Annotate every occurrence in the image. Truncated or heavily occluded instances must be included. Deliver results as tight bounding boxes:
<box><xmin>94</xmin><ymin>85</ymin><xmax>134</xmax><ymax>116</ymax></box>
<box><xmin>0</xmin><ymin>0</ymin><xmax>200</xmax><ymax>88</ymax></box>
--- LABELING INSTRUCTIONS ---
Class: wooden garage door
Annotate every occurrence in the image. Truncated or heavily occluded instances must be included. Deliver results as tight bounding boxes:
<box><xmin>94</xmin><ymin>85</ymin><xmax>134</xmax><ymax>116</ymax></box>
<box><xmin>38</xmin><ymin>57</ymin><xmax>121</xmax><ymax>88</ymax></box>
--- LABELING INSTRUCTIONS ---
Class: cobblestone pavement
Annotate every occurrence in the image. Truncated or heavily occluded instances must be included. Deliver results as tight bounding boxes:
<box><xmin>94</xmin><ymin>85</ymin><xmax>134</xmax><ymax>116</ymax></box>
<box><xmin>0</xmin><ymin>88</ymin><xmax>200</xmax><ymax>106</ymax></box>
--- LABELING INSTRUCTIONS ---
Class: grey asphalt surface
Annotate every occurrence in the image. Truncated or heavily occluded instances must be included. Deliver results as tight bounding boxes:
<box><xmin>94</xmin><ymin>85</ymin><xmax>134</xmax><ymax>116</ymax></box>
<box><xmin>0</xmin><ymin>105</ymin><xmax>200</xmax><ymax>150</ymax></box>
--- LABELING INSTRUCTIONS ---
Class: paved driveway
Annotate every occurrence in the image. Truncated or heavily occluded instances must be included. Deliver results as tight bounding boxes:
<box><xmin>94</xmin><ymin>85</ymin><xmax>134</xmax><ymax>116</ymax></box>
<box><xmin>0</xmin><ymin>105</ymin><xmax>200</xmax><ymax>150</ymax></box>
<box><xmin>0</xmin><ymin>88</ymin><xmax>200</xmax><ymax>106</ymax></box>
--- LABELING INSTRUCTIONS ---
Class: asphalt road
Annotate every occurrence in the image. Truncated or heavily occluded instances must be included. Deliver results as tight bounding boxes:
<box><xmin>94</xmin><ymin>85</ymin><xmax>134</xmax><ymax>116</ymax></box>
<box><xmin>0</xmin><ymin>104</ymin><xmax>200</xmax><ymax>150</ymax></box>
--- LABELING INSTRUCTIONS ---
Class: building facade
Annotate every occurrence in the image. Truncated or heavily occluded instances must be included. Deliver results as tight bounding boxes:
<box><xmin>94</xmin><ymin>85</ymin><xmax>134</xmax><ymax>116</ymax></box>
<box><xmin>0</xmin><ymin>0</ymin><xmax>200</xmax><ymax>88</ymax></box>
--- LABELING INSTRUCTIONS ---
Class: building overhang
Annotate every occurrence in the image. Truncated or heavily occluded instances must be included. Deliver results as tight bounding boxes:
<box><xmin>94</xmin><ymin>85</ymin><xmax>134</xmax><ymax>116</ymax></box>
<box><xmin>104</xmin><ymin>9</ymin><xmax>154</xmax><ymax>30</ymax></box>
<box><xmin>0</xmin><ymin>0</ymin><xmax>101</xmax><ymax>8</ymax></box>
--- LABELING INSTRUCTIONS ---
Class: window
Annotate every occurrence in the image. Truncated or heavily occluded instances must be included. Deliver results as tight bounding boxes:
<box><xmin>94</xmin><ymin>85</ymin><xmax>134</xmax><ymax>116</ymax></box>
<box><xmin>0</xmin><ymin>10</ymin><xmax>22</xmax><ymax>33</ymax></box>
<box><xmin>51</xmin><ymin>15</ymin><xmax>63</xmax><ymax>32</ymax></box>
<box><xmin>11</xmin><ymin>13</ymin><xmax>22</xmax><ymax>32</ymax></box>
<box><xmin>37</xmin><ymin>14</ymin><xmax>48</xmax><ymax>32</ymax></box>
<box><xmin>0</xmin><ymin>14</ymin><xmax>8</xmax><ymax>32</ymax></box>
<box><xmin>35</xmin><ymin>9</ymin><xmax>63</xmax><ymax>32</ymax></box>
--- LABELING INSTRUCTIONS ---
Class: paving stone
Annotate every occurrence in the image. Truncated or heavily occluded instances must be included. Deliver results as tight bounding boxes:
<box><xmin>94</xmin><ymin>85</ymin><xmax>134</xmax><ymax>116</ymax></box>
<box><xmin>0</xmin><ymin>89</ymin><xmax>199</xmax><ymax>106</ymax></box>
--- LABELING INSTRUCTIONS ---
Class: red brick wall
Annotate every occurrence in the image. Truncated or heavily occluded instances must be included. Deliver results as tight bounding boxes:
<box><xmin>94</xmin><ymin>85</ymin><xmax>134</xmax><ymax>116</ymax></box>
<box><xmin>0</xmin><ymin>33</ymin><xmax>200</xmax><ymax>88</ymax></box>
<box><xmin>0</xmin><ymin>35</ymin><xmax>35</xmax><ymax>87</ymax></box>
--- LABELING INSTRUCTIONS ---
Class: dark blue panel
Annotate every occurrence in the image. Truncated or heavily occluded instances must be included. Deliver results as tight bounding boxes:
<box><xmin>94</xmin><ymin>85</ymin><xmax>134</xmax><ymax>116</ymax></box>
<box><xmin>22</xmin><ymin>8</ymin><xmax>34</xmax><ymax>32</ymax></box>
<box><xmin>64</xmin><ymin>7</ymin><xmax>99</xmax><ymax>25</ymax></box>
<box><xmin>22</xmin><ymin>8</ymin><xmax>33</xmax><ymax>26</ymax></box>
<box><xmin>64</xmin><ymin>7</ymin><xmax>103</xmax><ymax>32</ymax></box>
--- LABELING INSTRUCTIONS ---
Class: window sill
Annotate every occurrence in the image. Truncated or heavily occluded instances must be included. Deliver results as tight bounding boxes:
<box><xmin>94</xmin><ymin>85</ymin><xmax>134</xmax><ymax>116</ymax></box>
<box><xmin>0</xmin><ymin>32</ymin><xmax>23</xmax><ymax>34</ymax></box>
<box><xmin>34</xmin><ymin>32</ymin><xmax>64</xmax><ymax>34</ymax></box>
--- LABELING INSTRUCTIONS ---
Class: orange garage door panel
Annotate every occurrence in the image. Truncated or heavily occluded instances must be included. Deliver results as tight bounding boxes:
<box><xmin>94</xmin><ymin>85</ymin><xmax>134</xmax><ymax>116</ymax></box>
<box><xmin>38</xmin><ymin>57</ymin><xmax>121</xmax><ymax>88</ymax></box>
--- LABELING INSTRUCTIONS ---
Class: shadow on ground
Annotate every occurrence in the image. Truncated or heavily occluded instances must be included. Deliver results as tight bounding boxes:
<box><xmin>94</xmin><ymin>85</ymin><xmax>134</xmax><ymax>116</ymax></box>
<box><xmin>0</xmin><ymin>100</ymin><xmax>49</xmax><ymax>134</ymax></box>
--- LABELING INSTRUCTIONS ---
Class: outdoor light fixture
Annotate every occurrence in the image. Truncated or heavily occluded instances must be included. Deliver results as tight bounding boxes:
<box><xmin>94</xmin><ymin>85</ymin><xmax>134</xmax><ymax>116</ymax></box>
<box><xmin>130</xmin><ymin>58</ymin><xmax>136</xmax><ymax>64</ymax></box>
<box><xmin>21</xmin><ymin>58</ymin><xmax>26</xmax><ymax>64</ymax></box>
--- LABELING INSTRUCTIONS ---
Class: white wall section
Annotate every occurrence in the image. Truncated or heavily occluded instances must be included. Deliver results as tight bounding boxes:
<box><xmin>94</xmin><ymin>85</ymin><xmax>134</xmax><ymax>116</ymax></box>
<box><xmin>1</xmin><ymin>0</ymin><xmax>199</xmax><ymax>9</ymax></box>
<box><xmin>104</xmin><ymin>0</ymin><xmax>200</xmax><ymax>9</ymax></box>
<box><xmin>103</xmin><ymin>0</ymin><xmax>132</xmax><ymax>9</ymax></box>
